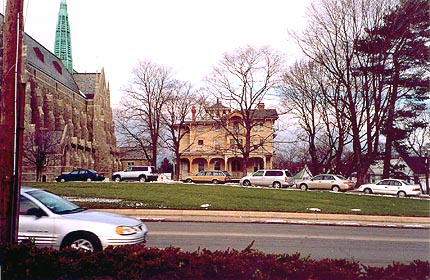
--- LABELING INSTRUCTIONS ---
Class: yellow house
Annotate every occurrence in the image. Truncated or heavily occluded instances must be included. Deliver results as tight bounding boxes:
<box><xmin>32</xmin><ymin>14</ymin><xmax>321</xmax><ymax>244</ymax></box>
<box><xmin>177</xmin><ymin>101</ymin><xmax>278</xmax><ymax>180</ymax></box>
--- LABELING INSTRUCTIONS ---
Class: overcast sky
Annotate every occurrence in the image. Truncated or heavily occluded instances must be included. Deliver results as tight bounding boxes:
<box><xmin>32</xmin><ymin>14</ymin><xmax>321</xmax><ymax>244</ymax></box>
<box><xmin>16</xmin><ymin>0</ymin><xmax>311</xmax><ymax>106</ymax></box>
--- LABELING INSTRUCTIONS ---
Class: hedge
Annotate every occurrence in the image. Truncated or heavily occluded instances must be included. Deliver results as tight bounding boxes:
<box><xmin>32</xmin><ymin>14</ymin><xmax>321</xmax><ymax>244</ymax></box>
<box><xmin>1</xmin><ymin>244</ymin><xmax>429</xmax><ymax>279</ymax></box>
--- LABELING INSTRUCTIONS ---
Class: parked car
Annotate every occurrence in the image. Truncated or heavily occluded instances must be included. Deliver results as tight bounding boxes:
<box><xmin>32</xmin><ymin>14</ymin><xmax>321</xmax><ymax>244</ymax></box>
<box><xmin>357</xmin><ymin>179</ymin><xmax>422</xmax><ymax>198</ymax></box>
<box><xmin>297</xmin><ymin>174</ymin><xmax>355</xmax><ymax>192</ymax></box>
<box><xmin>55</xmin><ymin>169</ymin><xmax>105</xmax><ymax>182</ymax></box>
<box><xmin>112</xmin><ymin>166</ymin><xmax>158</xmax><ymax>182</ymax></box>
<box><xmin>19</xmin><ymin>187</ymin><xmax>148</xmax><ymax>252</ymax></box>
<box><xmin>239</xmin><ymin>169</ymin><xmax>293</xmax><ymax>188</ymax></box>
<box><xmin>183</xmin><ymin>170</ymin><xmax>232</xmax><ymax>184</ymax></box>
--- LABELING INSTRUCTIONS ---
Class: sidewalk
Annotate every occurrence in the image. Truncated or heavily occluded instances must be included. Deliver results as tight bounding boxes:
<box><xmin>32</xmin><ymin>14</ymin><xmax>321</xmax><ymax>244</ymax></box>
<box><xmin>106</xmin><ymin>209</ymin><xmax>430</xmax><ymax>229</ymax></box>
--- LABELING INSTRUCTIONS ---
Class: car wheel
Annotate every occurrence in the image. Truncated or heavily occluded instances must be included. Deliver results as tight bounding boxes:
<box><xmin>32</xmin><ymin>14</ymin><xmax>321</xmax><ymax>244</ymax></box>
<box><xmin>364</xmin><ymin>188</ymin><xmax>372</xmax><ymax>194</ymax></box>
<box><xmin>86</xmin><ymin>178</ymin><xmax>92</xmax><ymax>182</ymax></box>
<box><xmin>185</xmin><ymin>178</ymin><xmax>193</xmax><ymax>183</ymax></box>
<box><xmin>60</xmin><ymin>178</ymin><xmax>66</xmax><ymax>183</ymax></box>
<box><xmin>113</xmin><ymin>176</ymin><xmax>121</xmax><ymax>182</ymax></box>
<box><xmin>300</xmin><ymin>184</ymin><xmax>308</xmax><ymax>191</ymax></box>
<box><xmin>331</xmin><ymin>186</ymin><xmax>340</xmax><ymax>192</ymax></box>
<box><xmin>397</xmin><ymin>191</ymin><xmax>406</xmax><ymax>198</ymax></box>
<box><xmin>139</xmin><ymin>176</ymin><xmax>146</xmax><ymax>182</ymax></box>
<box><xmin>62</xmin><ymin>232</ymin><xmax>102</xmax><ymax>252</ymax></box>
<box><xmin>212</xmin><ymin>179</ymin><xmax>219</xmax><ymax>184</ymax></box>
<box><xmin>242</xmin><ymin>180</ymin><xmax>251</xmax><ymax>186</ymax></box>
<box><xmin>273</xmin><ymin>181</ymin><xmax>281</xmax><ymax>189</ymax></box>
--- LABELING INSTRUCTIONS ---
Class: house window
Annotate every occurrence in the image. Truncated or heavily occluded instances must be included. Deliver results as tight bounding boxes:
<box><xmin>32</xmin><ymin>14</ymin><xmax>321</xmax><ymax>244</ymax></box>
<box><xmin>238</xmin><ymin>139</ymin><xmax>243</xmax><ymax>149</ymax></box>
<box><xmin>232</xmin><ymin>160</ymin><xmax>241</xmax><ymax>172</ymax></box>
<box><xmin>198</xmin><ymin>161</ymin><xmax>204</xmax><ymax>172</ymax></box>
<box><xmin>198</xmin><ymin>139</ymin><xmax>203</xmax><ymax>150</ymax></box>
<box><xmin>214</xmin><ymin>161</ymin><xmax>221</xmax><ymax>170</ymax></box>
<box><xmin>253</xmin><ymin>160</ymin><xmax>259</xmax><ymax>172</ymax></box>
<box><xmin>259</xmin><ymin>123</ymin><xmax>264</xmax><ymax>131</ymax></box>
<box><xmin>229</xmin><ymin>139</ymin><xmax>235</xmax><ymax>149</ymax></box>
<box><xmin>230</xmin><ymin>139</ymin><xmax>243</xmax><ymax>149</ymax></box>
<box><xmin>127</xmin><ymin>162</ymin><xmax>135</xmax><ymax>166</ymax></box>
<box><xmin>214</xmin><ymin>139</ymin><xmax>221</xmax><ymax>150</ymax></box>
<box><xmin>233</xmin><ymin>122</ymin><xmax>239</xmax><ymax>132</ymax></box>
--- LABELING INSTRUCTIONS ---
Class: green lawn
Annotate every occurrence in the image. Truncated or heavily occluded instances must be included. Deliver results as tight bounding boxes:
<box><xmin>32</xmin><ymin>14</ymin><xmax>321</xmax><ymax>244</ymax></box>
<box><xmin>25</xmin><ymin>181</ymin><xmax>430</xmax><ymax>217</ymax></box>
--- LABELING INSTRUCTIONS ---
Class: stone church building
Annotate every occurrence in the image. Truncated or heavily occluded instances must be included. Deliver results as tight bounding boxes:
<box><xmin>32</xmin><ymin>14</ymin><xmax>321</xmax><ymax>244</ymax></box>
<box><xmin>0</xmin><ymin>0</ymin><xmax>119</xmax><ymax>181</ymax></box>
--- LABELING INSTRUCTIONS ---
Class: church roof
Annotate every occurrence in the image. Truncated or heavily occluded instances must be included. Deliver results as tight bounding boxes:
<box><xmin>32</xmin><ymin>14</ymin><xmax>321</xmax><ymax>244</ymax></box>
<box><xmin>74</xmin><ymin>73</ymin><xmax>97</xmax><ymax>97</ymax></box>
<box><xmin>24</xmin><ymin>32</ymin><xmax>80</xmax><ymax>93</ymax></box>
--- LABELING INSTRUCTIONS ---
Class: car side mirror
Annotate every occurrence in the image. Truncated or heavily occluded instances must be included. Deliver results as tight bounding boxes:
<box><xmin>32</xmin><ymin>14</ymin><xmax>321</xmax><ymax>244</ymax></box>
<box><xmin>27</xmin><ymin>207</ymin><xmax>47</xmax><ymax>217</ymax></box>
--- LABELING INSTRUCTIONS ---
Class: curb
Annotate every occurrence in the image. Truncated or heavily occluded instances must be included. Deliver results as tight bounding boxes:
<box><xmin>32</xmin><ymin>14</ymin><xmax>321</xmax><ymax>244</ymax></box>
<box><xmin>105</xmin><ymin>209</ymin><xmax>430</xmax><ymax>229</ymax></box>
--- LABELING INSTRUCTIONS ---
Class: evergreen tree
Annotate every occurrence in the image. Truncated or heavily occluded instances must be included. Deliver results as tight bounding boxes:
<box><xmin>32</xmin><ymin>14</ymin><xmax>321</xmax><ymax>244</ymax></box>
<box><xmin>354</xmin><ymin>0</ymin><xmax>430</xmax><ymax>178</ymax></box>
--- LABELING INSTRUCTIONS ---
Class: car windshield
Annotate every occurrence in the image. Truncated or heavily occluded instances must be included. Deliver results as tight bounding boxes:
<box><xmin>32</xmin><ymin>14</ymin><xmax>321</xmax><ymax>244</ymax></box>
<box><xmin>27</xmin><ymin>190</ymin><xmax>85</xmax><ymax>215</ymax></box>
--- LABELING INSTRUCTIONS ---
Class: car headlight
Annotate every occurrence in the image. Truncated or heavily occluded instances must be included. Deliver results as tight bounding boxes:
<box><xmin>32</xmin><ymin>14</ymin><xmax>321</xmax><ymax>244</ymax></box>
<box><xmin>116</xmin><ymin>226</ymin><xmax>138</xmax><ymax>235</ymax></box>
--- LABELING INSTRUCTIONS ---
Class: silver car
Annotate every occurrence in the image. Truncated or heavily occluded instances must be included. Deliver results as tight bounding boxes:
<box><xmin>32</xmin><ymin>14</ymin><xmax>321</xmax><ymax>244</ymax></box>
<box><xmin>19</xmin><ymin>187</ymin><xmax>148</xmax><ymax>252</ymax></box>
<box><xmin>239</xmin><ymin>169</ymin><xmax>293</xmax><ymax>188</ymax></box>
<box><xmin>297</xmin><ymin>174</ymin><xmax>355</xmax><ymax>192</ymax></box>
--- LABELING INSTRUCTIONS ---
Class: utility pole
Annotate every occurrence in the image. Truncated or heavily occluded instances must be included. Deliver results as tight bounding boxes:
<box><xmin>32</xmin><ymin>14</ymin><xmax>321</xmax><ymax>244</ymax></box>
<box><xmin>425</xmin><ymin>151</ymin><xmax>429</xmax><ymax>195</ymax></box>
<box><xmin>0</xmin><ymin>0</ymin><xmax>24</xmax><ymax>247</ymax></box>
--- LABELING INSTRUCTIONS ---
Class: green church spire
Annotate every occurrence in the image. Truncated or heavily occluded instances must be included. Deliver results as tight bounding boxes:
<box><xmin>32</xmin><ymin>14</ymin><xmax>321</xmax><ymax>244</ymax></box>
<box><xmin>54</xmin><ymin>0</ymin><xmax>73</xmax><ymax>73</ymax></box>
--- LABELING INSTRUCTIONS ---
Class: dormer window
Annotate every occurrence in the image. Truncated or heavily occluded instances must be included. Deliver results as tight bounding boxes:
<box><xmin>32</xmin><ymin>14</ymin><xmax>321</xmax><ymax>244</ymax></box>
<box><xmin>33</xmin><ymin>47</ymin><xmax>44</xmax><ymax>62</ymax></box>
<box><xmin>52</xmin><ymin>61</ymin><xmax>62</xmax><ymax>74</ymax></box>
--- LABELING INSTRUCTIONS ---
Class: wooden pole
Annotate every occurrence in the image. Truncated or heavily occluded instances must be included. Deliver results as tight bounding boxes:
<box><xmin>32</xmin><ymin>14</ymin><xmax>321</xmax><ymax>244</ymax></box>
<box><xmin>0</xmin><ymin>0</ymin><xmax>24</xmax><ymax>246</ymax></box>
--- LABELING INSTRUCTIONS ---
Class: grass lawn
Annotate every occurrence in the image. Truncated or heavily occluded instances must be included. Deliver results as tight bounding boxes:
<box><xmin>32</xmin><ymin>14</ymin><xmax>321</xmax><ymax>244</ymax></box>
<box><xmin>25</xmin><ymin>181</ymin><xmax>430</xmax><ymax>217</ymax></box>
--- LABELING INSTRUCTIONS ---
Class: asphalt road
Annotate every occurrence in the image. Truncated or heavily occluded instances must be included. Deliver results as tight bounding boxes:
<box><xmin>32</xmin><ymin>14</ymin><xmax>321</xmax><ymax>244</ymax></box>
<box><xmin>144</xmin><ymin>221</ymin><xmax>430</xmax><ymax>267</ymax></box>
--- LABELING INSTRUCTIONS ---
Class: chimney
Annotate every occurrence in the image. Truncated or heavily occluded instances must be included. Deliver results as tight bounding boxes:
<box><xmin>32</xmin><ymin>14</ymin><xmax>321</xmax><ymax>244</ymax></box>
<box><xmin>257</xmin><ymin>103</ymin><xmax>265</xmax><ymax>110</ymax></box>
<box><xmin>191</xmin><ymin>106</ymin><xmax>196</xmax><ymax>121</ymax></box>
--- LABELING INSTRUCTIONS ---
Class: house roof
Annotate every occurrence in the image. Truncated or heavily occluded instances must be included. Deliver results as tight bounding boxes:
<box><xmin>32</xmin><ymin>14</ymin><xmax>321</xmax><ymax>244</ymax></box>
<box><xmin>118</xmin><ymin>147</ymin><xmax>147</xmax><ymax>160</ymax></box>
<box><xmin>251</xmin><ymin>108</ymin><xmax>278</xmax><ymax>120</ymax></box>
<box><xmin>402</xmin><ymin>156</ymin><xmax>428</xmax><ymax>175</ymax></box>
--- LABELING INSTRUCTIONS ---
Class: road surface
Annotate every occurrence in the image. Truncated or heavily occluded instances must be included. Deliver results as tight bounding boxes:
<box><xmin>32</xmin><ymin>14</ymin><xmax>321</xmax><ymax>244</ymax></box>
<box><xmin>144</xmin><ymin>221</ymin><xmax>430</xmax><ymax>267</ymax></box>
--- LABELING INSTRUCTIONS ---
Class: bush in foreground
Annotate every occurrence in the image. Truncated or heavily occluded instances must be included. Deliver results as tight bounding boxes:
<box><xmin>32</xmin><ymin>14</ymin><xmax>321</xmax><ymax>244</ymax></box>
<box><xmin>1</xmin><ymin>244</ymin><xmax>429</xmax><ymax>279</ymax></box>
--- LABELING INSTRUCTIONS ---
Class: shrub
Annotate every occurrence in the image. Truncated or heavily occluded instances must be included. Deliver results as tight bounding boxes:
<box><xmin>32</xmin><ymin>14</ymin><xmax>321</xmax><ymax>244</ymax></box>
<box><xmin>1</xmin><ymin>244</ymin><xmax>429</xmax><ymax>279</ymax></box>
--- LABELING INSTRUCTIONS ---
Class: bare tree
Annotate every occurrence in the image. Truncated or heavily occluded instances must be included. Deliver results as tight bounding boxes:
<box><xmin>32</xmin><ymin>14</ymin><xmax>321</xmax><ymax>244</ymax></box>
<box><xmin>204</xmin><ymin>45</ymin><xmax>284</xmax><ymax>175</ymax></box>
<box><xmin>293</xmin><ymin>0</ymin><xmax>395</xmax><ymax>186</ymax></box>
<box><xmin>160</xmin><ymin>81</ymin><xmax>197</xmax><ymax>180</ymax></box>
<box><xmin>22</xmin><ymin>127</ymin><xmax>62</xmax><ymax>182</ymax></box>
<box><xmin>402</xmin><ymin>107</ymin><xmax>430</xmax><ymax>157</ymax></box>
<box><xmin>280</xmin><ymin>60</ymin><xmax>352</xmax><ymax>174</ymax></box>
<box><xmin>115</xmin><ymin>60</ymin><xmax>176</xmax><ymax>167</ymax></box>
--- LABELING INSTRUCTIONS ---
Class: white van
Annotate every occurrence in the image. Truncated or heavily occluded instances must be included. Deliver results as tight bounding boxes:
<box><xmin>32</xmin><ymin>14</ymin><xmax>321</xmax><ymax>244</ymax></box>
<box><xmin>239</xmin><ymin>169</ymin><xmax>293</xmax><ymax>188</ymax></box>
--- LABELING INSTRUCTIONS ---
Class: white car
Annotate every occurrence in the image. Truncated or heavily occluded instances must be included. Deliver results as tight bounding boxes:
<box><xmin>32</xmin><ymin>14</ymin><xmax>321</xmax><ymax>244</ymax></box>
<box><xmin>19</xmin><ymin>187</ymin><xmax>148</xmax><ymax>252</ymax></box>
<box><xmin>357</xmin><ymin>179</ymin><xmax>422</xmax><ymax>198</ymax></box>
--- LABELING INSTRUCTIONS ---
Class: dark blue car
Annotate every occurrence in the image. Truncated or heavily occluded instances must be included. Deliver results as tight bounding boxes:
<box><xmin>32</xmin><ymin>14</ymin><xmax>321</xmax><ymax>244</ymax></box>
<box><xmin>55</xmin><ymin>169</ymin><xmax>105</xmax><ymax>182</ymax></box>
